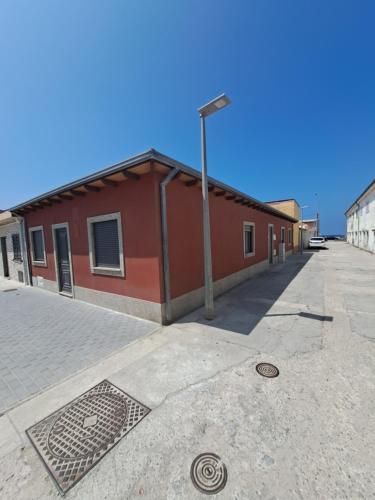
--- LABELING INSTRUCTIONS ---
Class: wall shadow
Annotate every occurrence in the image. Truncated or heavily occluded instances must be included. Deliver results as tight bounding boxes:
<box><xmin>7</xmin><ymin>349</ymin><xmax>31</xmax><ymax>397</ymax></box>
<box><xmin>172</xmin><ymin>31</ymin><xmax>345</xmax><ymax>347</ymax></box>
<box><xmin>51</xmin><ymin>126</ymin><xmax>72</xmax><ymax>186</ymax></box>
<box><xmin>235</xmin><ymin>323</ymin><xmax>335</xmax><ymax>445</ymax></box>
<box><xmin>176</xmin><ymin>251</ymin><xmax>321</xmax><ymax>335</ymax></box>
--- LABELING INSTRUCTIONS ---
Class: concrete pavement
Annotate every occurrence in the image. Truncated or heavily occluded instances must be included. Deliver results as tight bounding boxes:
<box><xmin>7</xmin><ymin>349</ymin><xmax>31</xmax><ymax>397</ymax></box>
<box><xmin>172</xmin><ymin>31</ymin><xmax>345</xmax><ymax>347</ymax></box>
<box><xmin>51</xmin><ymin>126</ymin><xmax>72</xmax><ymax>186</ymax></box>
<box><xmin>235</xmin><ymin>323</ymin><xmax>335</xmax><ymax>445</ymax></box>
<box><xmin>0</xmin><ymin>242</ymin><xmax>374</xmax><ymax>499</ymax></box>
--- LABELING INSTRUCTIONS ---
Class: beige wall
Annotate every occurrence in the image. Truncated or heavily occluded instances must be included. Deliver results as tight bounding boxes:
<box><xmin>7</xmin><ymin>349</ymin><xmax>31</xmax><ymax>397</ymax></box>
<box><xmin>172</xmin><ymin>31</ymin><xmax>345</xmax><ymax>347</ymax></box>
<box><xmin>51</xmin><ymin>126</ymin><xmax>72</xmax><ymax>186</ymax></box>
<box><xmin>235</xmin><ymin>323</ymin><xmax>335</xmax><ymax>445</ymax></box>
<box><xmin>266</xmin><ymin>200</ymin><xmax>300</xmax><ymax>251</ymax></box>
<box><xmin>0</xmin><ymin>220</ymin><xmax>26</xmax><ymax>282</ymax></box>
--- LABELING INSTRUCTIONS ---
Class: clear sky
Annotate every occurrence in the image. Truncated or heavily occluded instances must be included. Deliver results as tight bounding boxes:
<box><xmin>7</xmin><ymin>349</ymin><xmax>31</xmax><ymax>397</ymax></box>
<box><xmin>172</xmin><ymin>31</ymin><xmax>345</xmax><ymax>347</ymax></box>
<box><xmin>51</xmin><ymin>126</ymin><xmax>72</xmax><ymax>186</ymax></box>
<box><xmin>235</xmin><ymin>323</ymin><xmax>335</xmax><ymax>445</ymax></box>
<box><xmin>1</xmin><ymin>1</ymin><xmax>374</xmax><ymax>233</ymax></box>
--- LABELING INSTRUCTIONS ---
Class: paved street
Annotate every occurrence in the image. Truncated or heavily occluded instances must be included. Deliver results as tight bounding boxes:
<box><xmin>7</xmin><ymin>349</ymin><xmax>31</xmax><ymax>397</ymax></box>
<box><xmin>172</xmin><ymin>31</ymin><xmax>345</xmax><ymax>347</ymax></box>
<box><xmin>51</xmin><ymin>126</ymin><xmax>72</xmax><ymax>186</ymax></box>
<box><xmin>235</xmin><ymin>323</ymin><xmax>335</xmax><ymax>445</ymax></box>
<box><xmin>0</xmin><ymin>283</ymin><xmax>158</xmax><ymax>413</ymax></box>
<box><xmin>0</xmin><ymin>242</ymin><xmax>374</xmax><ymax>499</ymax></box>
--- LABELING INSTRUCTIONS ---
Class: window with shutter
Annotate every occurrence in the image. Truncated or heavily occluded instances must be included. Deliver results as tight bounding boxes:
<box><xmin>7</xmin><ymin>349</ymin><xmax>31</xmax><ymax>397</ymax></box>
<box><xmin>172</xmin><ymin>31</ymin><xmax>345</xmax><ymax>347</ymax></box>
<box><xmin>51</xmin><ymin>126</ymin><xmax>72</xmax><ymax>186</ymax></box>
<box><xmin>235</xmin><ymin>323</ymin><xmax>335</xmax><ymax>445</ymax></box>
<box><xmin>93</xmin><ymin>220</ymin><xmax>120</xmax><ymax>268</ymax></box>
<box><xmin>87</xmin><ymin>212</ymin><xmax>124</xmax><ymax>277</ymax></box>
<box><xmin>12</xmin><ymin>234</ymin><xmax>22</xmax><ymax>261</ymax></box>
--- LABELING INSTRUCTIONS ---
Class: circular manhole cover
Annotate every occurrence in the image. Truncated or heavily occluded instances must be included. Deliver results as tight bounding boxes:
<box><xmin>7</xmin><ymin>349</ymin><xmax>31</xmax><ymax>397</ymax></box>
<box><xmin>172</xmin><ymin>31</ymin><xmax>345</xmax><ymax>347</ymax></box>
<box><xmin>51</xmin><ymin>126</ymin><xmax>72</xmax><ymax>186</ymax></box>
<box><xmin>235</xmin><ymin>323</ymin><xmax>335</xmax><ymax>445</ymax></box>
<box><xmin>256</xmin><ymin>363</ymin><xmax>279</xmax><ymax>378</ymax></box>
<box><xmin>190</xmin><ymin>453</ymin><xmax>227</xmax><ymax>495</ymax></box>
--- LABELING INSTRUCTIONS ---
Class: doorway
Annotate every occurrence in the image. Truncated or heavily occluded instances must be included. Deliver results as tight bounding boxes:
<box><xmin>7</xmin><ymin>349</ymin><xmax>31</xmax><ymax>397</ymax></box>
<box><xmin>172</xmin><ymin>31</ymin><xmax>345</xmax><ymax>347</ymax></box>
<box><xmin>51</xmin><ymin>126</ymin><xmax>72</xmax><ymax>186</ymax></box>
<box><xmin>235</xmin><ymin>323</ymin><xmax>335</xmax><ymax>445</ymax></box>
<box><xmin>268</xmin><ymin>225</ymin><xmax>274</xmax><ymax>264</ymax></box>
<box><xmin>1</xmin><ymin>237</ymin><xmax>9</xmax><ymax>278</ymax></box>
<box><xmin>53</xmin><ymin>224</ymin><xmax>73</xmax><ymax>294</ymax></box>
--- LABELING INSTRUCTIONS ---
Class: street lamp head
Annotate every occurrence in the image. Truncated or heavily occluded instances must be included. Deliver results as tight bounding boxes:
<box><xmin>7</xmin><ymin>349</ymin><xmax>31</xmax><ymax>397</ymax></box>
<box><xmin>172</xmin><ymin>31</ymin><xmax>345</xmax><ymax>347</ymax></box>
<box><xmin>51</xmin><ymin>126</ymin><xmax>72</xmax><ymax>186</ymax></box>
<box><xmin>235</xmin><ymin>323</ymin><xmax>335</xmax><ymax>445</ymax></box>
<box><xmin>198</xmin><ymin>93</ymin><xmax>231</xmax><ymax>118</ymax></box>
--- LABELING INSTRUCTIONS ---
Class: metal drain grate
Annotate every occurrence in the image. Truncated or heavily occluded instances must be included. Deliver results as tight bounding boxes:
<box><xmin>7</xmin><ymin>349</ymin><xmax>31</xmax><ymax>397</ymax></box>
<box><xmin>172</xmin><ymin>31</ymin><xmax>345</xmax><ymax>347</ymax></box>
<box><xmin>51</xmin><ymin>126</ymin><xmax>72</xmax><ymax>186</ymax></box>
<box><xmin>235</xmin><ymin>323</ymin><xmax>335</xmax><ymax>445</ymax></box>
<box><xmin>190</xmin><ymin>453</ymin><xmax>227</xmax><ymax>495</ymax></box>
<box><xmin>3</xmin><ymin>288</ymin><xmax>18</xmax><ymax>292</ymax></box>
<box><xmin>256</xmin><ymin>363</ymin><xmax>279</xmax><ymax>378</ymax></box>
<box><xmin>26</xmin><ymin>380</ymin><xmax>150</xmax><ymax>495</ymax></box>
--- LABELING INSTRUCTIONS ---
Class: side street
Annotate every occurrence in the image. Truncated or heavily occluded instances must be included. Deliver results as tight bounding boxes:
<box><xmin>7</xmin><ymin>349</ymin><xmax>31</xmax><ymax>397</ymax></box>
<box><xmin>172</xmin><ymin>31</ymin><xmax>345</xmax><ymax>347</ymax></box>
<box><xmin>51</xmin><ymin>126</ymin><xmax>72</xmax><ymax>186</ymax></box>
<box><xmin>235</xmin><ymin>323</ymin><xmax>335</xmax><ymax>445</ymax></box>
<box><xmin>1</xmin><ymin>242</ymin><xmax>374</xmax><ymax>499</ymax></box>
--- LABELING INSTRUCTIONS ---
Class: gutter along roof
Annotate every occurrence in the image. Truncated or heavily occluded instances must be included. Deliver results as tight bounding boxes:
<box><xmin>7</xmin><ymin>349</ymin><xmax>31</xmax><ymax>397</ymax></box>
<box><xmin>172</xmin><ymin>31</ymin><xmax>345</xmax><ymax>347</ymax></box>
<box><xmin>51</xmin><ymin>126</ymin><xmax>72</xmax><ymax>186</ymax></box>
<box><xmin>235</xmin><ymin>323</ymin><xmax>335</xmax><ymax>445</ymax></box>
<box><xmin>345</xmin><ymin>178</ymin><xmax>375</xmax><ymax>215</ymax></box>
<box><xmin>9</xmin><ymin>149</ymin><xmax>298</xmax><ymax>223</ymax></box>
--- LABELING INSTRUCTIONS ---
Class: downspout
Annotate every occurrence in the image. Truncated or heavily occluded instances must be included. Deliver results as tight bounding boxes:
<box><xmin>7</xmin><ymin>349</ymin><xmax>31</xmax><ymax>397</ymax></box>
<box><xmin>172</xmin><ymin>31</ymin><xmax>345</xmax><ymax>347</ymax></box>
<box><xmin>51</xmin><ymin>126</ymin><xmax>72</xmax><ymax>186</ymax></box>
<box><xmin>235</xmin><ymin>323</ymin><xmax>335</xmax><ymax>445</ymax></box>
<box><xmin>15</xmin><ymin>214</ymin><xmax>31</xmax><ymax>286</ymax></box>
<box><xmin>160</xmin><ymin>167</ymin><xmax>180</xmax><ymax>324</ymax></box>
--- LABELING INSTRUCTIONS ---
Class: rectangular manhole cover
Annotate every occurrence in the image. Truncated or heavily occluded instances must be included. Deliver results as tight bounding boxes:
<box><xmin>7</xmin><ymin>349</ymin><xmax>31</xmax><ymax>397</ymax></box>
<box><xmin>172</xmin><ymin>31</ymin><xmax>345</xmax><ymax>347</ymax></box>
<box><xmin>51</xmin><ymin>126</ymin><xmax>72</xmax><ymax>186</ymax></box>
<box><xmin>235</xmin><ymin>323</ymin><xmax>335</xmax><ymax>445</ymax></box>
<box><xmin>26</xmin><ymin>380</ymin><xmax>150</xmax><ymax>495</ymax></box>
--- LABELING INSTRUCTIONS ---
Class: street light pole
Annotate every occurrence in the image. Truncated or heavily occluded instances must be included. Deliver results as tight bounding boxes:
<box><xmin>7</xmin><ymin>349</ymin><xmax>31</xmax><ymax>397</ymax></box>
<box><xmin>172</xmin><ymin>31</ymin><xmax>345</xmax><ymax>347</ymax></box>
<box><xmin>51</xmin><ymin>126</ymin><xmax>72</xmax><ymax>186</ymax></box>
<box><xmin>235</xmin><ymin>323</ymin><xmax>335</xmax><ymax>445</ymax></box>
<box><xmin>198</xmin><ymin>94</ymin><xmax>231</xmax><ymax>320</ymax></box>
<box><xmin>300</xmin><ymin>205</ymin><xmax>308</xmax><ymax>255</ymax></box>
<box><xmin>314</xmin><ymin>192</ymin><xmax>319</xmax><ymax>236</ymax></box>
<box><xmin>200</xmin><ymin>113</ymin><xmax>214</xmax><ymax>319</ymax></box>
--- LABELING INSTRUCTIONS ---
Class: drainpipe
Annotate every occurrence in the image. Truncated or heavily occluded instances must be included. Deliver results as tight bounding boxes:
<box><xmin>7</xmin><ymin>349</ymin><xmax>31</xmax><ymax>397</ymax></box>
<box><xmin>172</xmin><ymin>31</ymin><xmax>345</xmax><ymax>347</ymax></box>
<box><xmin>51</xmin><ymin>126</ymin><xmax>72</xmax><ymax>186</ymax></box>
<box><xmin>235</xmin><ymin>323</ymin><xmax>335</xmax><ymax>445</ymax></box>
<box><xmin>15</xmin><ymin>215</ymin><xmax>31</xmax><ymax>286</ymax></box>
<box><xmin>160</xmin><ymin>167</ymin><xmax>180</xmax><ymax>324</ymax></box>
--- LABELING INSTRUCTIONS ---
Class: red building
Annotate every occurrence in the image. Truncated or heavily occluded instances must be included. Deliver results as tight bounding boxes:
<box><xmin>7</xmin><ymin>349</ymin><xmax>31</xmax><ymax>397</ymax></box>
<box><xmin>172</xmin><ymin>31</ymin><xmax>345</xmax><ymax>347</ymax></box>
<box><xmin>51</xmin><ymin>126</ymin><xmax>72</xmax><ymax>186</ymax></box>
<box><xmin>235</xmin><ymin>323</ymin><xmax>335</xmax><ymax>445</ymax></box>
<box><xmin>10</xmin><ymin>150</ymin><xmax>297</xmax><ymax>323</ymax></box>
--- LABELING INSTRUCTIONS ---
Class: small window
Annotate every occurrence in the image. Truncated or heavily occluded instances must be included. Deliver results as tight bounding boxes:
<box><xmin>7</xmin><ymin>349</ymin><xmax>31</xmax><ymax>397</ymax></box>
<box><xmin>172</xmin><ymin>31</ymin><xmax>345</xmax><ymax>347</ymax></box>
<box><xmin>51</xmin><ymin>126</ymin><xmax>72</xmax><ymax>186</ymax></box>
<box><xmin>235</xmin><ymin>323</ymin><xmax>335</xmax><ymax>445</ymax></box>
<box><xmin>29</xmin><ymin>226</ymin><xmax>46</xmax><ymax>266</ymax></box>
<box><xmin>87</xmin><ymin>212</ymin><xmax>124</xmax><ymax>276</ymax></box>
<box><xmin>288</xmin><ymin>228</ymin><xmax>292</xmax><ymax>245</ymax></box>
<box><xmin>12</xmin><ymin>234</ymin><xmax>22</xmax><ymax>261</ymax></box>
<box><xmin>243</xmin><ymin>222</ymin><xmax>255</xmax><ymax>257</ymax></box>
<box><xmin>281</xmin><ymin>227</ymin><xmax>285</xmax><ymax>243</ymax></box>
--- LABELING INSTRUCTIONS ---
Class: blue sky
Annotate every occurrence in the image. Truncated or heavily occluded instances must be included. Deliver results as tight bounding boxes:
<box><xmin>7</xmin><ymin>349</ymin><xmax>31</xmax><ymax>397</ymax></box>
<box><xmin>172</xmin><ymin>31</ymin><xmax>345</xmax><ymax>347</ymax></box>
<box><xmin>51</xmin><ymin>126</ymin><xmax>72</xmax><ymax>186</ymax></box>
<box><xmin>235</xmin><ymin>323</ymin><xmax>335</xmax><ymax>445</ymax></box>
<box><xmin>1</xmin><ymin>1</ymin><xmax>374</xmax><ymax>233</ymax></box>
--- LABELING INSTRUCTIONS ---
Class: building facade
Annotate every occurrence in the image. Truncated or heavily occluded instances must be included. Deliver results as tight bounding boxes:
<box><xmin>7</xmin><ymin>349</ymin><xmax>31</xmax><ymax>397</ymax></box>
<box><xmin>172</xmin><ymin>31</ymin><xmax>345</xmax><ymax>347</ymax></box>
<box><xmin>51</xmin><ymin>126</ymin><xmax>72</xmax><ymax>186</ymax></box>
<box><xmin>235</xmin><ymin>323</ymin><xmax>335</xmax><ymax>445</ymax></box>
<box><xmin>346</xmin><ymin>179</ymin><xmax>375</xmax><ymax>254</ymax></box>
<box><xmin>9</xmin><ymin>150</ymin><xmax>296</xmax><ymax>323</ymax></box>
<box><xmin>302</xmin><ymin>219</ymin><xmax>319</xmax><ymax>248</ymax></box>
<box><xmin>0</xmin><ymin>211</ymin><xmax>29</xmax><ymax>284</ymax></box>
<box><xmin>266</xmin><ymin>199</ymin><xmax>300</xmax><ymax>252</ymax></box>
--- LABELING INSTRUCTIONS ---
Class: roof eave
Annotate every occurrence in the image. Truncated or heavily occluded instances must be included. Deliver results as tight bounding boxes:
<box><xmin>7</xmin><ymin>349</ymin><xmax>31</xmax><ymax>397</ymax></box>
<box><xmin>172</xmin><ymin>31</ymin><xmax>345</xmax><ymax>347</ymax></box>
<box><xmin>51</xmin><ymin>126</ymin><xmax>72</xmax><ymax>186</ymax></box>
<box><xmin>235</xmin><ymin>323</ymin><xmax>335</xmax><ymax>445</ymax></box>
<box><xmin>345</xmin><ymin>179</ymin><xmax>375</xmax><ymax>215</ymax></box>
<box><xmin>9</xmin><ymin>148</ymin><xmax>298</xmax><ymax>223</ymax></box>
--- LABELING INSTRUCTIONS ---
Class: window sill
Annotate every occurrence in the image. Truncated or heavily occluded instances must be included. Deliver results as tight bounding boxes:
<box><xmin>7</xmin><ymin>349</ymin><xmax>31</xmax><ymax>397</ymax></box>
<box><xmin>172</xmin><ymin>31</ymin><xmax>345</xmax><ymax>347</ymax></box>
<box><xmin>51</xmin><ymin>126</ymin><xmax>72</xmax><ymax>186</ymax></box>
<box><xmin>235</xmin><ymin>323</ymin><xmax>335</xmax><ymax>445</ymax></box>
<box><xmin>91</xmin><ymin>267</ymin><xmax>125</xmax><ymax>277</ymax></box>
<box><xmin>244</xmin><ymin>252</ymin><xmax>255</xmax><ymax>258</ymax></box>
<box><xmin>12</xmin><ymin>259</ymin><xmax>23</xmax><ymax>263</ymax></box>
<box><xmin>32</xmin><ymin>261</ymin><xmax>47</xmax><ymax>268</ymax></box>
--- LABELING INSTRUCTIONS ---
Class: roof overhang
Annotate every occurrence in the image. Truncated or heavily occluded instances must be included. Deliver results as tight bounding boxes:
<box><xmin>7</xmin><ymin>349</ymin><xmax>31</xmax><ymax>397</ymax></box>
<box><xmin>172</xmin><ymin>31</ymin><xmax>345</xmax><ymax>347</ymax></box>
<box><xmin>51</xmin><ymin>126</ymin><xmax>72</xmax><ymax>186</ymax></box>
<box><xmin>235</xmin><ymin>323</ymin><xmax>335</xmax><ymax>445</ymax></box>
<box><xmin>8</xmin><ymin>149</ymin><xmax>298</xmax><ymax>223</ymax></box>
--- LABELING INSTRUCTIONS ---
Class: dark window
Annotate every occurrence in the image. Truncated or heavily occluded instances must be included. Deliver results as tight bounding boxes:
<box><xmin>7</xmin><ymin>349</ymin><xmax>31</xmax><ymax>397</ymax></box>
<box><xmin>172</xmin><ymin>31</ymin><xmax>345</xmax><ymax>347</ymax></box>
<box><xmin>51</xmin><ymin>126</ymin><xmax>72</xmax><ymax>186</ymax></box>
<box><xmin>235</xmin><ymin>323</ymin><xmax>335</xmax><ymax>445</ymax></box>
<box><xmin>32</xmin><ymin>230</ymin><xmax>45</xmax><ymax>262</ymax></box>
<box><xmin>244</xmin><ymin>224</ymin><xmax>254</xmax><ymax>255</ymax></box>
<box><xmin>93</xmin><ymin>219</ymin><xmax>120</xmax><ymax>268</ymax></box>
<box><xmin>12</xmin><ymin>234</ymin><xmax>22</xmax><ymax>261</ymax></box>
<box><xmin>281</xmin><ymin>227</ymin><xmax>285</xmax><ymax>243</ymax></box>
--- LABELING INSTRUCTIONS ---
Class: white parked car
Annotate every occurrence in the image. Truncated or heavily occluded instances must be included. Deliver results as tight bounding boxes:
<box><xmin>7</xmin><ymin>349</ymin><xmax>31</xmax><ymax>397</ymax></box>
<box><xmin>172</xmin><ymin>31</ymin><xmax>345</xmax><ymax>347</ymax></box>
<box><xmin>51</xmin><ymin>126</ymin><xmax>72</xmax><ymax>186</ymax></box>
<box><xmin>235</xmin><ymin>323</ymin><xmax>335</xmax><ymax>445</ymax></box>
<box><xmin>309</xmin><ymin>236</ymin><xmax>326</xmax><ymax>248</ymax></box>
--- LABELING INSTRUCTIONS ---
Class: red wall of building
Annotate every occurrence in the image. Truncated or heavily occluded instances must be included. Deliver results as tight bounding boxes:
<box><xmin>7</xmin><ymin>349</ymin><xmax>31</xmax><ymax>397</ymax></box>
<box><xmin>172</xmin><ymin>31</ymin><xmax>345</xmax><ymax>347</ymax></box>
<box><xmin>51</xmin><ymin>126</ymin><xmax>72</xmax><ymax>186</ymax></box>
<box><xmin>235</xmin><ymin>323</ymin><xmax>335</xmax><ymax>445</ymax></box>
<box><xmin>166</xmin><ymin>180</ymin><xmax>293</xmax><ymax>299</ymax></box>
<box><xmin>24</xmin><ymin>171</ymin><xmax>164</xmax><ymax>303</ymax></box>
<box><xmin>24</xmin><ymin>167</ymin><xmax>294</xmax><ymax>307</ymax></box>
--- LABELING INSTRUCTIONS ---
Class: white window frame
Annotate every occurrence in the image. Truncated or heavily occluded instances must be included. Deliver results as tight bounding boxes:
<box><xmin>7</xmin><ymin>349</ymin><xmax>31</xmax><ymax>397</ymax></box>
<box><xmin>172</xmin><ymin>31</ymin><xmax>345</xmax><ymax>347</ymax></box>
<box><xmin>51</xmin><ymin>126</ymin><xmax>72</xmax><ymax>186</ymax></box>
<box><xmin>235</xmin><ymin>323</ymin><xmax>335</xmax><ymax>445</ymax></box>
<box><xmin>281</xmin><ymin>226</ymin><xmax>285</xmax><ymax>244</ymax></box>
<box><xmin>243</xmin><ymin>221</ymin><xmax>255</xmax><ymax>258</ymax></box>
<box><xmin>29</xmin><ymin>225</ymin><xmax>47</xmax><ymax>267</ymax></box>
<box><xmin>87</xmin><ymin>212</ymin><xmax>125</xmax><ymax>277</ymax></box>
<box><xmin>288</xmin><ymin>227</ymin><xmax>292</xmax><ymax>245</ymax></box>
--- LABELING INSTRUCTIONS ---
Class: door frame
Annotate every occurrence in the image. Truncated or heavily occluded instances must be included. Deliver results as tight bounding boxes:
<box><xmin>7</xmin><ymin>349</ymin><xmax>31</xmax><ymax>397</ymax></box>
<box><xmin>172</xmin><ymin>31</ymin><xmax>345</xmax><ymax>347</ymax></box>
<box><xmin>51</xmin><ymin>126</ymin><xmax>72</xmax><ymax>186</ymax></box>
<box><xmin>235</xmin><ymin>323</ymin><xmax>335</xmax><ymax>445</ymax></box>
<box><xmin>1</xmin><ymin>237</ymin><xmax>9</xmax><ymax>278</ymax></box>
<box><xmin>268</xmin><ymin>223</ymin><xmax>274</xmax><ymax>264</ymax></box>
<box><xmin>52</xmin><ymin>222</ymin><xmax>75</xmax><ymax>297</ymax></box>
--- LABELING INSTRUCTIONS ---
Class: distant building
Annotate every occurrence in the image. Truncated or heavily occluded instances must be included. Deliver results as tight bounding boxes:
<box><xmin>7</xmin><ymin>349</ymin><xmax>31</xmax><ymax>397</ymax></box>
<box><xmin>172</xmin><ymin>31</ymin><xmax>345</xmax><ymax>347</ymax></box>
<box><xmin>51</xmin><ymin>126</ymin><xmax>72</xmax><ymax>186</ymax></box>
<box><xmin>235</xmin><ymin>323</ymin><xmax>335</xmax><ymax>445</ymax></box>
<box><xmin>0</xmin><ymin>211</ymin><xmax>29</xmax><ymax>284</ymax></box>
<box><xmin>266</xmin><ymin>199</ymin><xmax>300</xmax><ymax>251</ymax></box>
<box><xmin>302</xmin><ymin>219</ymin><xmax>318</xmax><ymax>248</ymax></box>
<box><xmin>346</xmin><ymin>179</ymin><xmax>375</xmax><ymax>254</ymax></box>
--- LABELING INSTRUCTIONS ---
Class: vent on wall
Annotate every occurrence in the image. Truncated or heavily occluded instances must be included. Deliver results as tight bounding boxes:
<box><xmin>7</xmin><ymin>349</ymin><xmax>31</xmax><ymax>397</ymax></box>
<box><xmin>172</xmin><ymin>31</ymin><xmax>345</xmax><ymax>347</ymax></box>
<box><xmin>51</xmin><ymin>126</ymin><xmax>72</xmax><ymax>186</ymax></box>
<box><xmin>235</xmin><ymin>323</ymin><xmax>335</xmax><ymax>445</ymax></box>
<box><xmin>18</xmin><ymin>271</ymin><xmax>24</xmax><ymax>283</ymax></box>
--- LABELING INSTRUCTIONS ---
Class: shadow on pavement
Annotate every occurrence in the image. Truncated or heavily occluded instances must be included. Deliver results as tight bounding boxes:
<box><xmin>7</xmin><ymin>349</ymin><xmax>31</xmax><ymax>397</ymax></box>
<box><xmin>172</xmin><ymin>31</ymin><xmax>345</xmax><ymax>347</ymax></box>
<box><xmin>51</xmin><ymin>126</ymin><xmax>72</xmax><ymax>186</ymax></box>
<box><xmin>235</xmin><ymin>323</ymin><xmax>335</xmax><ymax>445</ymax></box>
<box><xmin>265</xmin><ymin>311</ymin><xmax>333</xmax><ymax>322</ymax></box>
<box><xmin>177</xmin><ymin>251</ymin><xmax>318</xmax><ymax>335</ymax></box>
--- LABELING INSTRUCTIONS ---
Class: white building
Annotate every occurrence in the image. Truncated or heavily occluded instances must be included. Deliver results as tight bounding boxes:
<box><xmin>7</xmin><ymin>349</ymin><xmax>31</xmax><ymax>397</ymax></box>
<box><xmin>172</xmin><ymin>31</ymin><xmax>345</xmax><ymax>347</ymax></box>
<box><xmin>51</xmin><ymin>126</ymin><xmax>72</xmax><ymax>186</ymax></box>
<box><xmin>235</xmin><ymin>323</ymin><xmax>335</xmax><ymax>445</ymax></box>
<box><xmin>346</xmin><ymin>179</ymin><xmax>375</xmax><ymax>254</ymax></box>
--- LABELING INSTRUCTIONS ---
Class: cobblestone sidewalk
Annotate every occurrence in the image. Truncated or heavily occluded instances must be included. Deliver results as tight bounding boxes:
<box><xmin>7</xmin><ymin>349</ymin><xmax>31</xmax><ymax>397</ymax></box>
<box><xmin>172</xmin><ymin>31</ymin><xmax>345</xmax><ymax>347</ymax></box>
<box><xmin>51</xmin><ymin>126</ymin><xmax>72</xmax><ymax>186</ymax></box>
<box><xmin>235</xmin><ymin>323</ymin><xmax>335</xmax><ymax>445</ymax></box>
<box><xmin>0</xmin><ymin>281</ymin><xmax>158</xmax><ymax>413</ymax></box>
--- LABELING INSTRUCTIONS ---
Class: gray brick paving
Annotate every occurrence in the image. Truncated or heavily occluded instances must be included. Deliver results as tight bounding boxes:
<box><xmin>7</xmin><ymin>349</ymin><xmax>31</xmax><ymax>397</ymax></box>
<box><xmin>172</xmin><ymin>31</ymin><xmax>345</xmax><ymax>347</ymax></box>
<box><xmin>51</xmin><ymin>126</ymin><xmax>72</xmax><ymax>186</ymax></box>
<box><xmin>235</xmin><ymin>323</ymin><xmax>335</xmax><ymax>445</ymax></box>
<box><xmin>0</xmin><ymin>283</ymin><xmax>158</xmax><ymax>413</ymax></box>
